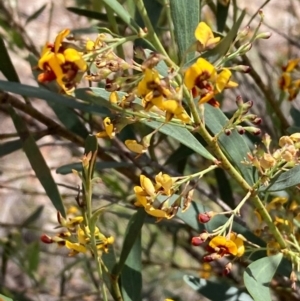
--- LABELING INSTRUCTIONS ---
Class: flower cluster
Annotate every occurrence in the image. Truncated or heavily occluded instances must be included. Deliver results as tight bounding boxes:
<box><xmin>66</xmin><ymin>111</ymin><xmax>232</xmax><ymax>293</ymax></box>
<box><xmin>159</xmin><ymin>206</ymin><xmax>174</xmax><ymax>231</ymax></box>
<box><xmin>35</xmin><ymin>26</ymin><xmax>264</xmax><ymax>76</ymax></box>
<box><xmin>137</xmin><ymin>67</ymin><xmax>191</xmax><ymax>123</ymax></box>
<box><xmin>184</xmin><ymin>58</ymin><xmax>238</xmax><ymax>107</ymax></box>
<box><xmin>37</xmin><ymin>29</ymin><xmax>87</xmax><ymax>94</ymax></box>
<box><xmin>40</xmin><ymin>212</ymin><xmax>114</xmax><ymax>256</ymax></box>
<box><xmin>245</xmin><ymin>133</ymin><xmax>300</xmax><ymax>184</ymax></box>
<box><xmin>278</xmin><ymin>58</ymin><xmax>300</xmax><ymax>101</ymax></box>
<box><xmin>192</xmin><ymin>229</ymin><xmax>245</xmax><ymax>269</ymax></box>
<box><xmin>134</xmin><ymin>173</ymin><xmax>179</xmax><ymax>221</ymax></box>
<box><xmin>85</xmin><ymin>34</ymin><xmax>130</xmax><ymax>83</ymax></box>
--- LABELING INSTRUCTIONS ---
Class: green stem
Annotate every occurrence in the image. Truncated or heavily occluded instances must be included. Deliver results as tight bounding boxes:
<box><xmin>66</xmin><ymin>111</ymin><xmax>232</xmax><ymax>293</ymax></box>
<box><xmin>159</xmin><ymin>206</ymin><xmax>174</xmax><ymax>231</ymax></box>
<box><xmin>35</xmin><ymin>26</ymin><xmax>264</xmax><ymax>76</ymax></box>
<box><xmin>134</xmin><ymin>0</ymin><xmax>167</xmax><ymax>55</ymax></box>
<box><xmin>84</xmin><ymin>152</ymin><xmax>108</xmax><ymax>301</ymax></box>
<box><xmin>182</xmin><ymin>85</ymin><xmax>287</xmax><ymax>249</ymax></box>
<box><xmin>104</xmin><ymin>4</ymin><xmax>126</xmax><ymax>60</ymax></box>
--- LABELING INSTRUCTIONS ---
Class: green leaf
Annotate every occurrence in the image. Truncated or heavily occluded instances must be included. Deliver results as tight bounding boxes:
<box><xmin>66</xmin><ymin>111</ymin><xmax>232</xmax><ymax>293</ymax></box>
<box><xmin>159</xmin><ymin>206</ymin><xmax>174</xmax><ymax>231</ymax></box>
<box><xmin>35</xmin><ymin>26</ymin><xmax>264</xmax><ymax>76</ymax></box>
<box><xmin>184</xmin><ymin>275</ymin><xmax>253</xmax><ymax>301</ymax></box>
<box><xmin>100</xmin><ymin>0</ymin><xmax>140</xmax><ymax>33</ymax></box>
<box><xmin>8</xmin><ymin>107</ymin><xmax>65</xmax><ymax>216</ymax></box>
<box><xmin>261</xmin><ymin>165</ymin><xmax>300</xmax><ymax>192</ymax></box>
<box><xmin>244</xmin><ymin>254</ymin><xmax>283</xmax><ymax>301</ymax></box>
<box><xmin>25</xmin><ymin>4</ymin><xmax>47</xmax><ymax>25</ymax></box>
<box><xmin>204</xmin><ymin>104</ymin><xmax>255</xmax><ymax>185</ymax></box>
<box><xmin>113</xmin><ymin>209</ymin><xmax>146</xmax><ymax>276</ymax></box>
<box><xmin>169</xmin><ymin>0</ymin><xmax>199</xmax><ymax>62</ymax></box>
<box><xmin>121</xmin><ymin>232</ymin><xmax>142</xmax><ymax>301</ymax></box>
<box><xmin>216</xmin><ymin>1</ymin><xmax>230</xmax><ymax>32</ymax></box>
<box><xmin>215</xmin><ymin>168</ymin><xmax>235</xmax><ymax>209</ymax></box>
<box><xmin>0</xmin><ymin>37</ymin><xmax>20</xmax><ymax>82</ymax></box>
<box><xmin>21</xmin><ymin>206</ymin><xmax>44</xmax><ymax>227</ymax></box>
<box><xmin>57</xmin><ymin>161</ymin><xmax>133</xmax><ymax>175</ymax></box>
<box><xmin>26</xmin><ymin>241</ymin><xmax>40</xmax><ymax>273</ymax></box>
<box><xmin>67</xmin><ymin>7</ymin><xmax>123</xmax><ymax>24</ymax></box>
<box><xmin>0</xmin><ymin>294</ymin><xmax>14</xmax><ymax>301</ymax></box>
<box><xmin>0</xmin><ymin>81</ymin><xmax>108</xmax><ymax>116</ymax></box>
<box><xmin>144</xmin><ymin>120</ymin><xmax>215</xmax><ymax>161</ymax></box>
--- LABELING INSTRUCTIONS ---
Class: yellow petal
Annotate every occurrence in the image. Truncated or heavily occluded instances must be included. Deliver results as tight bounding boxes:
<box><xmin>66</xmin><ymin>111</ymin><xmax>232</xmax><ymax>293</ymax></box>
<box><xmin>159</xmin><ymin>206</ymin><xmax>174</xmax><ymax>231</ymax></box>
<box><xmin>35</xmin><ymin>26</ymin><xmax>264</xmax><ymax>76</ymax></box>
<box><xmin>284</xmin><ymin>58</ymin><xmax>300</xmax><ymax>72</ymax></box>
<box><xmin>198</xmin><ymin>91</ymin><xmax>214</xmax><ymax>104</ymax></box>
<box><xmin>38</xmin><ymin>50</ymin><xmax>54</xmax><ymax>70</ymax></box>
<box><xmin>195</xmin><ymin>22</ymin><xmax>214</xmax><ymax>47</ymax></box>
<box><xmin>125</xmin><ymin>140</ymin><xmax>147</xmax><ymax>154</ymax></box>
<box><xmin>54</xmin><ymin>29</ymin><xmax>70</xmax><ymax>53</ymax></box>
<box><xmin>63</xmin><ymin>48</ymin><xmax>87</xmax><ymax>71</ymax></box>
<box><xmin>229</xmin><ymin>233</ymin><xmax>245</xmax><ymax>257</ymax></box>
<box><xmin>140</xmin><ymin>175</ymin><xmax>156</xmax><ymax>197</ymax></box>
<box><xmin>216</xmin><ymin>69</ymin><xmax>232</xmax><ymax>92</ymax></box>
<box><xmin>65</xmin><ymin>241</ymin><xmax>87</xmax><ymax>253</ymax></box>
<box><xmin>109</xmin><ymin>91</ymin><xmax>119</xmax><ymax>103</ymax></box>
<box><xmin>103</xmin><ymin>117</ymin><xmax>115</xmax><ymax>139</ymax></box>
<box><xmin>184</xmin><ymin>58</ymin><xmax>216</xmax><ymax>90</ymax></box>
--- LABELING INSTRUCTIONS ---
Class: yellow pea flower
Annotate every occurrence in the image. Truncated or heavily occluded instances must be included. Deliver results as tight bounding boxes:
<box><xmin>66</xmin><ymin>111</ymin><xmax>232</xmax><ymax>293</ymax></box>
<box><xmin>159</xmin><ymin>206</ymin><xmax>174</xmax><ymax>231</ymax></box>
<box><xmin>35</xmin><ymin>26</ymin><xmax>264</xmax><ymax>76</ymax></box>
<box><xmin>125</xmin><ymin>140</ymin><xmax>147</xmax><ymax>154</ymax></box>
<box><xmin>38</xmin><ymin>29</ymin><xmax>87</xmax><ymax>93</ymax></box>
<box><xmin>195</xmin><ymin>22</ymin><xmax>220</xmax><ymax>51</ymax></box>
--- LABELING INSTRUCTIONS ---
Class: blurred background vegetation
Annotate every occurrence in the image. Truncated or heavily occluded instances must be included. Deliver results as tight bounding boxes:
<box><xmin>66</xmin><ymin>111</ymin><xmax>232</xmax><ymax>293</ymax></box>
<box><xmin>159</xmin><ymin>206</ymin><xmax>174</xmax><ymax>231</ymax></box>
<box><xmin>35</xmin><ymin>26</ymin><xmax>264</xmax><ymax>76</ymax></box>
<box><xmin>1</xmin><ymin>0</ymin><xmax>300</xmax><ymax>300</ymax></box>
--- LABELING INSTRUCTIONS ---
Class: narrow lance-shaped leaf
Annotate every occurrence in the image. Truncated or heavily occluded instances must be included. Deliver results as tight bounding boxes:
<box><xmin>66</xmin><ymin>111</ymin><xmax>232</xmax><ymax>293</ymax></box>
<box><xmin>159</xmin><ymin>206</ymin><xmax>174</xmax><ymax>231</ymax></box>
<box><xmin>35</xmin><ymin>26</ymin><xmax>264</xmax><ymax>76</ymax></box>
<box><xmin>8</xmin><ymin>106</ymin><xmax>65</xmax><ymax>216</ymax></box>
<box><xmin>120</xmin><ymin>232</ymin><xmax>142</xmax><ymax>301</ymax></box>
<box><xmin>169</xmin><ymin>0</ymin><xmax>199</xmax><ymax>62</ymax></box>
<box><xmin>112</xmin><ymin>209</ymin><xmax>146</xmax><ymax>277</ymax></box>
<box><xmin>100</xmin><ymin>0</ymin><xmax>140</xmax><ymax>33</ymax></box>
<box><xmin>0</xmin><ymin>36</ymin><xmax>20</xmax><ymax>82</ymax></box>
<box><xmin>0</xmin><ymin>81</ymin><xmax>108</xmax><ymax>116</ymax></box>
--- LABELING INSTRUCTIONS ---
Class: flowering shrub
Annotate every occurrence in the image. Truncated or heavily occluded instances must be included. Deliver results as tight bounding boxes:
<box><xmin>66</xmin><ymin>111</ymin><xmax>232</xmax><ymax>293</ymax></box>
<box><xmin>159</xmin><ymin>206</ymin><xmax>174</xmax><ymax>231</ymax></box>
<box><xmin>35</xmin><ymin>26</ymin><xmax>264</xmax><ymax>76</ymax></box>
<box><xmin>1</xmin><ymin>1</ymin><xmax>300</xmax><ymax>301</ymax></box>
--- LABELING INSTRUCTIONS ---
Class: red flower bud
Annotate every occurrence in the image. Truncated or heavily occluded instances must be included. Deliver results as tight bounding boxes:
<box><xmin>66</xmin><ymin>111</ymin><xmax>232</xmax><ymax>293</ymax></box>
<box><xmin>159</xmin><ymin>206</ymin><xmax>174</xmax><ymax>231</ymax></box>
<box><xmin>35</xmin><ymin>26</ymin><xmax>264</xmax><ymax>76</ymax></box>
<box><xmin>198</xmin><ymin>212</ymin><xmax>211</xmax><ymax>223</ymax></box>
<box><xmin>192</xmin><ymin>237</ymin><xmax>205</xmax><ymax>246</ymax></box>
<box><xmin>40</xmin><ymin>234</ymin><xmax>53</xmax><ymax>244</ymax></box>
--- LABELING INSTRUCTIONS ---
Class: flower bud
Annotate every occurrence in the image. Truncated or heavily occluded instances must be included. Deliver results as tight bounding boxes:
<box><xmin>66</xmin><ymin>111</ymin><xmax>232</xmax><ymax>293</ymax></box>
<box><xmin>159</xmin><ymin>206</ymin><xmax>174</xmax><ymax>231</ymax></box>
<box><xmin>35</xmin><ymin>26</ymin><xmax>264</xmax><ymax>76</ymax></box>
<box><xmin>40</xmin><ymin>234</ymin><xmax>53</xmax><ymax>244</ymax></box>
<box><xmin>236</xmin><ymin>95</ymin><xmax>244</xmax><ymax>107</ymax></box>
<box><xmin>236</xmin><ymin>126</ymin><xmax>245</xmax><ymax>135</ymax></box>
<box><xmin>239</xmin><ymin>42</ymin><xmax>252</xmax><ymax>55</ymax></box>
<box><xmin>198</xmin><ymin>211</ymin><xmax>215</xmax><ymax>223</ymax></box>
<box><xmin>262</xmin><ymin>133</ymin><xmax>272</xmax><ymax>150</ymax></box>
<box><xmin>224</xmin><ymin>129</ymin><xmax>231</xmax><ymax>136</ymax></box>
<box><xmin>242</xmin><ymin>100</ymin><xmax>253</xmax><ymax>112</ymax></box>
<box><xmin>255</xmin><ymin>32</ymin><xmax>272</xmax><ymax>40</ymax></box>
<box><xmin>230</xmin><ymin>65</ymin><xmax>251</xmax><ymax>73</ymax></box>
<box><xmin>191</xmin><ymin>234</ymin><xmax>207</xmax><ymax>246</ymax></box>
<box><xmin>203</xmin><ymin>253</ymin><xmax>221</xmax><ymax>262</ymax></box>
<box><xmin>243</xmin><ymin>126</ymin><xmax>261</xmax><ymax>135</ymax></box>
<box><xmin>236</xmin><ymin>26</ymin><xmax>250</xmax><ymax>41</ymax></box>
